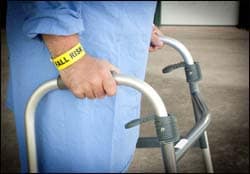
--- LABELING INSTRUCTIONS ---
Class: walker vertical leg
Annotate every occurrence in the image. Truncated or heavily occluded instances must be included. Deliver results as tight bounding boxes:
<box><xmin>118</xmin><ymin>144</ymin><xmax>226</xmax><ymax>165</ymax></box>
<box><xmin>187</xmin><ymin>83</ymin><xmax>214</xmax><ymax>173</ymax></box>
<box><xmin>161</xmin><ymin>142</ymin><xmax>178</xmax><ymax>172</ymax></box>
<box><xmin>201</xmin><ymin>131</ymin><xmax>214</xmax><ymax>173</ymax></box>
<box><xmin>190</xmin><ymin>91</ymin><xmax>214</xmax><ymax>173</ymax></box>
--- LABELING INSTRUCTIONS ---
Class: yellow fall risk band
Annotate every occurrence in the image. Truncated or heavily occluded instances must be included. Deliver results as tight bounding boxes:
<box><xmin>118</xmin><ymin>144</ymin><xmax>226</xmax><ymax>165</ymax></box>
<box><xmin>51</xmin><ymin>43</ymin><xmax>86</xmax><ymax>71</ymax></box>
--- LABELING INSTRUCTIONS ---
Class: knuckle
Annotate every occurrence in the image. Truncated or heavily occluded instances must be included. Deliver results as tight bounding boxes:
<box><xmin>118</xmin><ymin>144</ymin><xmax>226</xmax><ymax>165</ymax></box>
<box><xmin>71</xmin><ymin>86</ymin><xmax>84</xmax><ymax>98</ymax></box>
<box><xmin>107</xmin><ymin>89</ymin><xmax>116</xmax><ymax>96</ymax></box>
<box><xmin>106</xmin><ymin>83</ymin><xmax>116</xmax><ymax>96</ymax></box>
<box><xmin>71</xmin><ymin>85</ymin><xmax>81</xmax><ymax>93</ymax></box>
<box><xmin>86</xmin><ymin>94</ymin><xmax>94</xmax><ymax>99</ymax></box>
<box><xmin>99</xmin><ymin>66</ymin><xmax>108</xmax><ymax>76</ymax></box>
<box><xmin>95</xmin><ymin>91</ymin><xmax>105</xmax><ymax>99</ymax></box>
<box><xmin>90</xmin><ymin>76</ymin><xmax>101</xmax><ymax>85</ymax></box>
<box><xmin>73</xmin><ymin>91</ymin><xmax>84</xmax><ymax>98</ymax></box>
<box><xmin>102</xmin><ymin>70</ymin><xmax>112</xmax><ymax>80</ymax></box>
<box><xmin>84</xmin><ymin>88</ymin><xmax>95</xmax><ymax>99</ymax></box>
<box><xmin>98</xmin><ymin>94</ymin><xmax>105</xmax><ymax>99</ymax></box>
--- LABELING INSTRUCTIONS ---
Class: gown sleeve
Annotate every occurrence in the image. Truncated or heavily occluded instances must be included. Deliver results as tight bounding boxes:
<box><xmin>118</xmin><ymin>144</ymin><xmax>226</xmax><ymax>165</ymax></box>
<box><xmin>22</xmin><ymin>1</ymin><xmax>84</xmax><ymax>38</ymax></box>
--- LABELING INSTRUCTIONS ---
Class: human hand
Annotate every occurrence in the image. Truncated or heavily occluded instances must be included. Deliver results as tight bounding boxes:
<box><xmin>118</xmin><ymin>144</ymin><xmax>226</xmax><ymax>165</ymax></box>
<box><xmin>59</xmin><ymin>54</ymin><xmax>119</xmax><ymax>99</ymax></box>
<box><xmin>149</xmin><ymin>24</ymin><xmax>164</xmax><ymax>52</ymax></box>
<box><xmin>42</xmin><ymin>34</ymin><xmax>119</xmax><ymax>99</ymax></box>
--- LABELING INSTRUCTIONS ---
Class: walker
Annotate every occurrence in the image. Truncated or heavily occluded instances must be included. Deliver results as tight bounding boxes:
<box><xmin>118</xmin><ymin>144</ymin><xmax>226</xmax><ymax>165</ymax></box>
<box><xmin>25</xmin><ymin>35</ymin><xmax>214</xmax><ymax>173</ymax></box>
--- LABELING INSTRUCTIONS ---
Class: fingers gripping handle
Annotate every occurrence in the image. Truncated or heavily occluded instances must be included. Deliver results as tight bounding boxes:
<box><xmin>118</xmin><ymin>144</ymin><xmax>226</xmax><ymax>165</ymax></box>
<box><xmin>57</xmin><ymin>73</ymin><xmax>168</xmax><ymax>117</ymax></box>
<box><xmin>57</xmin><ymin>71</ymin><xmax>117</xmax><ymax>89</ymax></box>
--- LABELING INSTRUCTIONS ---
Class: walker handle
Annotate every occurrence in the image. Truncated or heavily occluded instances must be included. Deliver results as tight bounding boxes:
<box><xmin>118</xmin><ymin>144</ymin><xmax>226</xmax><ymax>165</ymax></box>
<box><xmin>57</xmin><ymin>76</ymin><xmax>67</xmax><ymax>89</ymax></box>
<box><xmin>56</xmin><ymin>73</ymin><xmax>168</xmax><ymax>116</ymax></box>
<box><xmin>159</xmin><ymin>36</ymin><xmax>194</xmax><ymax>65</ymax></box>
<box><xmin>25</xmin><ymin>73</ymin><xmax>173</xmax><ymax>173</ymax></box>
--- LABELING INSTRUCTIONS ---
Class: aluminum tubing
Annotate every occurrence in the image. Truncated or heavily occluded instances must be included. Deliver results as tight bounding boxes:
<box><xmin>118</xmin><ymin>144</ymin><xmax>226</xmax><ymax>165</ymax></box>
<box><xmin>159</xmin><ymin>36</ymin><xmax>194</xmax><ymax>65</ymax></box>
<box><xmin>25</xmin><ymin>80</ymin><xmax>58</xmax><ymax>173</ymax></box>
<box><xmin>25</xmin><ymin>74</ymin><xmax>174</xmax><ymax>172</ymax></box>
<box><xmin>175</xmin><ymin>113</ymin><xmax>211</xmax><ymax>161</ymax></box>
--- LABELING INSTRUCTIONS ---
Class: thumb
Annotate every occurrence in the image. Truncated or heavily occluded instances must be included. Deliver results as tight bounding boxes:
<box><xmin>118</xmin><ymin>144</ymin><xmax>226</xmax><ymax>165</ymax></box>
<box><xmin>109</xmin><ymin>63</ymin><xmax>120</xmax><ymax>74</ymax></box>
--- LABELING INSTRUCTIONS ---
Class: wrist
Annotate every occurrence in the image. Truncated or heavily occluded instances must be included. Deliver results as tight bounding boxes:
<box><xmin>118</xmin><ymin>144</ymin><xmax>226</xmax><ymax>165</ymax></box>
<box><xmin>42</xmin><ymin>34</ymin><xmax>87</xmax><ymax>71</ymax></box>
<box><xmin>42</xmin><ymin>34</ymin><xmax>80</xmax><ymax>58</ymax></box>
<box><xmin>51</xmin><ymin>42</ymin><xmax>86</xmax><ymax>71</ymax></box>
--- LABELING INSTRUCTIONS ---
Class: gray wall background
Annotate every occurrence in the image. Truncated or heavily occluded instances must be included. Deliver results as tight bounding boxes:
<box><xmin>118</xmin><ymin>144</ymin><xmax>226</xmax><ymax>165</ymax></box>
<box><xmin>161</xmin><ymin>1</ymin><xmax>239</xmax><ymax>26</ymax></box>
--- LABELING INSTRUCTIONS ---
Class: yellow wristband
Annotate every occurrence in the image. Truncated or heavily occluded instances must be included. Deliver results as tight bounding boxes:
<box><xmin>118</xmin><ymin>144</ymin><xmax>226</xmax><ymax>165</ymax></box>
<box><xmin>51</xmin><ymin>43</ymin><xmax>86</xmax><ymax>71</ymax></box>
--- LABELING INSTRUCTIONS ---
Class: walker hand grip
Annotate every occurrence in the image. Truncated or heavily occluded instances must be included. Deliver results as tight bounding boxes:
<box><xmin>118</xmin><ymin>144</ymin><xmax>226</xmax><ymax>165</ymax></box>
<box><xmin>57</xmin><ymin>76</ymin><xmax>67</xmax><ymax>89</ymax></box>
<box><xmin>159</xmin><ymin>36</ymin><xmax>194</xmax><ymax>65</ymax></box>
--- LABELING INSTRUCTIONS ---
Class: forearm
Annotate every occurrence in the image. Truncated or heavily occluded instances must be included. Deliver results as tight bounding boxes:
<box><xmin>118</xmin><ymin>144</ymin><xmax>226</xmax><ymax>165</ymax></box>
<box><xmin>42</xmin><ymin>34</ymin><xmax>80</xmax><ymax>58</ymax></box>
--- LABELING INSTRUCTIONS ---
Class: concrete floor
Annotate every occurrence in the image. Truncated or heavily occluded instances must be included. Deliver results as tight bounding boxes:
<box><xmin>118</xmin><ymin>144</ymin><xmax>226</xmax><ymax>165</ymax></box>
<box><xmin>1</xmin><ymin>27</ymin><xmax>249</xmax><ymax>173</ymax></box>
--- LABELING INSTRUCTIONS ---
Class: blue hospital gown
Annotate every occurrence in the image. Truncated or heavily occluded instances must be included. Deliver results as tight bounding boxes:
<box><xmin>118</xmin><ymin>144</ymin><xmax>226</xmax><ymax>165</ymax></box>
<box><xmin>6</xmin><ymin>1</ymin><xmax>156</xmax><ymax>173</ymax></box>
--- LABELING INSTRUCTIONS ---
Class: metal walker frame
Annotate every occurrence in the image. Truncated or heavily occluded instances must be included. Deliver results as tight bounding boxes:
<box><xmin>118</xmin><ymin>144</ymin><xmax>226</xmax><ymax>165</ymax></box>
<box><xmin>25</xmin><ymin>36</ymin><xmax>214</xmax><ymax>173</ymax></box>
